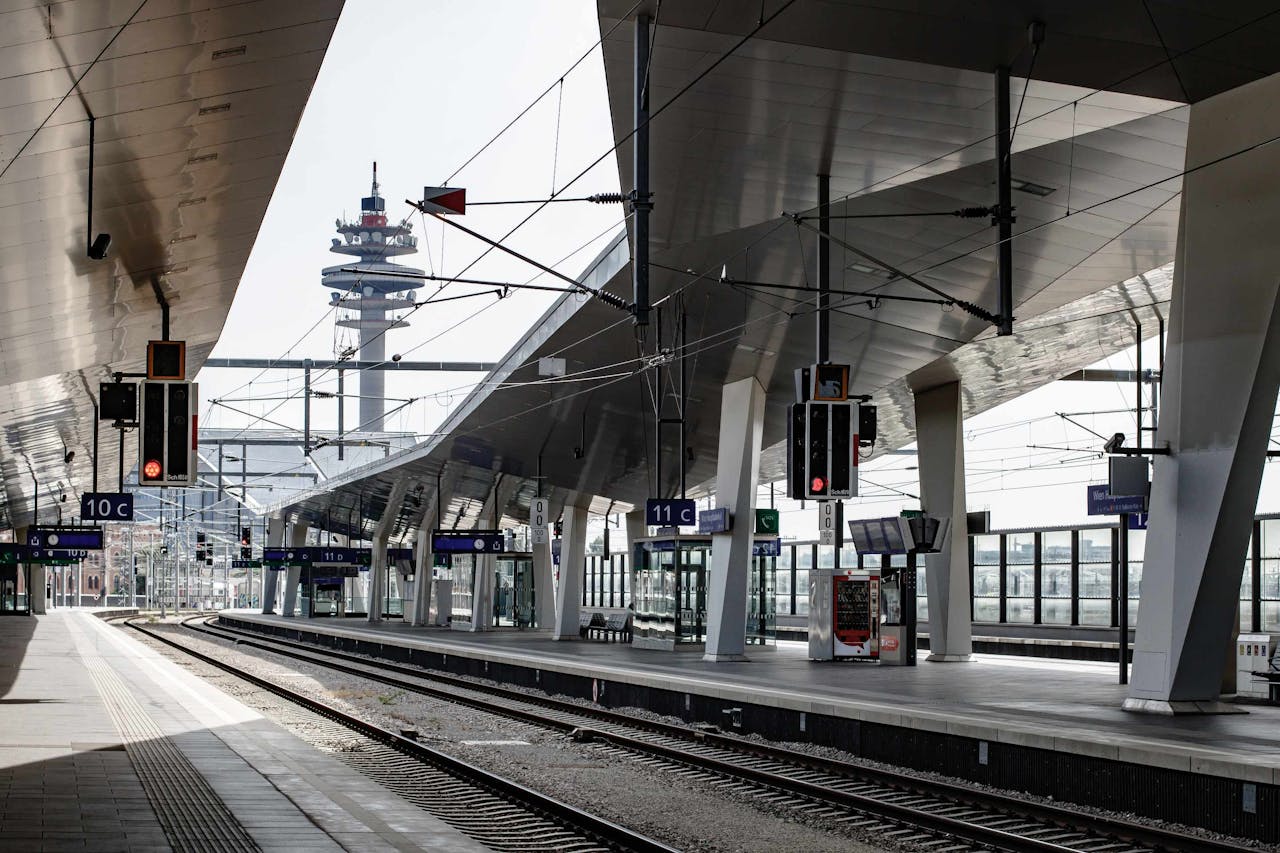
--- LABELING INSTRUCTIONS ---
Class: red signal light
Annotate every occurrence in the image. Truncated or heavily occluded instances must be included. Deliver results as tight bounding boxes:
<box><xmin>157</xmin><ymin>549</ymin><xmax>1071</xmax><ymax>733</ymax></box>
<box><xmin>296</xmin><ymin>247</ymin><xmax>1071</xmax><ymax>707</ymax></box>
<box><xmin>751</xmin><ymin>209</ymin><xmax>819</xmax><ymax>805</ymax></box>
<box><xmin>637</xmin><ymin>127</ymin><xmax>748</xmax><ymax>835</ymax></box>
<box><xmin>811</xmin><ymin>476</ymin><xmax>827</xmax><ymax>493</ymax></box>
<box><xmin>143</xmin><ymin>459</ymin><xmax>162</xmax><ymax>480</ymax></box>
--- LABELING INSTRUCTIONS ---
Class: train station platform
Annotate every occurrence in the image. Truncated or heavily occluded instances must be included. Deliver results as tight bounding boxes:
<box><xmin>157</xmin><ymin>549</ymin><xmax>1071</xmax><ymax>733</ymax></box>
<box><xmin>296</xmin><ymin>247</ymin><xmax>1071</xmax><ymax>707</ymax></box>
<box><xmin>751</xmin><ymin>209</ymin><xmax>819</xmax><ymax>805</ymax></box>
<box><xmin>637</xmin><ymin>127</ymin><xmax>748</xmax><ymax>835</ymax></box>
<box><xmin>0</xmin><ymin>610</ymin><xmax>487</xmax><ymax>852</ymax></box>
<box><xmin>223</xmin><ymin>610</ymin><xmax>1280</xmax><ymax>841</ymax></box>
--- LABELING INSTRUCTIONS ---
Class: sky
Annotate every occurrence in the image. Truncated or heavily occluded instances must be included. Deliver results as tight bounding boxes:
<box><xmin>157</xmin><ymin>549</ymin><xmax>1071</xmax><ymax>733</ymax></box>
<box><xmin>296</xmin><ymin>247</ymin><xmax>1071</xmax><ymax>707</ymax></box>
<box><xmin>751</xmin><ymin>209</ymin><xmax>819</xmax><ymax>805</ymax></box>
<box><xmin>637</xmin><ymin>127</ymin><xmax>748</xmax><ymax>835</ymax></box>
<box><xmin>198</xmin><ymin>0</ymin><xmax>1280</xmax><ymax>540</ymax></box>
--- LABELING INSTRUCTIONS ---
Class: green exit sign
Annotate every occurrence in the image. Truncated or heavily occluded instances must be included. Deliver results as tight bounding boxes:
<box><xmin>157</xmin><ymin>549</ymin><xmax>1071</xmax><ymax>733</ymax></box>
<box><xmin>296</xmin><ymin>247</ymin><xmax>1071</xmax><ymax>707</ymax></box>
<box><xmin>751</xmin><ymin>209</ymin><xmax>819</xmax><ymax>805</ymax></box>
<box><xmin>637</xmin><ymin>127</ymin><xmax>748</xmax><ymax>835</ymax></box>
<box><xmin>754</xmin><ymin>509</ymin><xmax>780</xmax><ymax>535</ymax></box>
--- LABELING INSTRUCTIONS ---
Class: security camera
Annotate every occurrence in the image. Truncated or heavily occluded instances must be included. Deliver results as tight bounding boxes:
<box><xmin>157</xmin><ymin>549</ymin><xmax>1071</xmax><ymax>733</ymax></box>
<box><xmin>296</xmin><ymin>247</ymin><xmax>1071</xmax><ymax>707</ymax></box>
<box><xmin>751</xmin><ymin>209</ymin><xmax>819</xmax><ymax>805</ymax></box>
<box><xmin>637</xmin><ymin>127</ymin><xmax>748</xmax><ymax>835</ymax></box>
<box><xmin>64</xmin><ymin>450</ymin><xmax>75</xmax><ymax>464</ymax></box>
<box><xmin>1103</xmin><ymin>433</ymin><xmax>1126</xmax><ymax>454</ymax></box>
<box><xmin>88</xmin><ymin>233</ymin><xmax>111</xmax><ymax>260</ymax></box>
<box><xmin>392</xmin><ymin>353</ymin><xmax>402</xmax><ymax>362</ymax></box>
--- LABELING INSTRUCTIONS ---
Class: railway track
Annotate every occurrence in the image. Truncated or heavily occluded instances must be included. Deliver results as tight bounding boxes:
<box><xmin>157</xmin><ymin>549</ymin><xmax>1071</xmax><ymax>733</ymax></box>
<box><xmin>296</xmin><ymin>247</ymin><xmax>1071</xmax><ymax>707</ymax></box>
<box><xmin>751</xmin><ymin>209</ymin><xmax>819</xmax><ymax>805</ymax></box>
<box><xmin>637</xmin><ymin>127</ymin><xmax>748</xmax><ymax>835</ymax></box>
<box><xmin>196</xmin><ymin>616</ymin><xmax>1249</xmax><ymax>853</ymax></box>
<box><xmin>123</xmin><ymin>617</ymin><xmax>677</xmax><ymax>853</ymax></box>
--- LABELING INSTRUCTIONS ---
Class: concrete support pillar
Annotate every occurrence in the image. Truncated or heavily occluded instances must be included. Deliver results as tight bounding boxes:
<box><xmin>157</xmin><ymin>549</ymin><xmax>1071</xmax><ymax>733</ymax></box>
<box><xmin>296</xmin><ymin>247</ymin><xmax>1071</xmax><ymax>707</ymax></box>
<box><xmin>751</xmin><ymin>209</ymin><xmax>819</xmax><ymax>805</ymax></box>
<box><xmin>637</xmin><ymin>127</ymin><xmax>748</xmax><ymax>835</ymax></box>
<box><xmin>914</xmin><ymin>380</ymin><xmax>972</xmax><ymax>661</ymax></box>
<box><xmin>469</xmin><ymin>476</ymin><xmax>514</xmax><ymax>632</ymax></box>
<box><xmin>1125</xmin><ymin>73</ymin><xmax>1280</xmax><ymax>713</ymax></box>
<box><xmin>368</xmin><ymin>480</ymin><xmax>408</xmax><ymax>623</ymax></box>
<box><xmin>705</xmin><ymin>377</ymin><xmax>766</xmax><ymax>662</ymax></box>
<box><xmin>261</xmin><ymin>515</ymin><xmax>284</xmax><ymax>615</ymax></box>
<box><xmin>281</xmin><ymin>521</ymin><xmax>308</xmax><ymax>617</ymax></box>
<box><xmin>552</xmin><ymin>504</ymin><xmax>589</xmax><ymax>640</ymax></box>
<box><xmin>623</xmin><ymin>509</ymin><xmax>646</xmax><ymax>610</ymax></box>
<box><xmin>531</xmin><ymin>500</ymin><xmax>561</xmax><ymax>630</ymax></box>
<box><xmin>410</xmin><ymin>526</ymin><xmax>433</xmax><ymax>626</ymax></box>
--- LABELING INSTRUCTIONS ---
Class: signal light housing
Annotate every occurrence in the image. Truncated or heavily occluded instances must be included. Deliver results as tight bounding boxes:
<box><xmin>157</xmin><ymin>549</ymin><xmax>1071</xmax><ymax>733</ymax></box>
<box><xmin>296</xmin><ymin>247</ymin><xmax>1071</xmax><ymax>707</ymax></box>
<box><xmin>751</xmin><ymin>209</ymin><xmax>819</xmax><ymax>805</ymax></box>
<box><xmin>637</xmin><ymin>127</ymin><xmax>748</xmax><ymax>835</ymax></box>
<box><xmin>787</xmin><ymin>401</ymin><xmax>859</xmax><ymax>500</ymax></box>
<box><xmin>137</xmin><ymin>380</ymin><xmax>197</xmax><ymax>487</ymax></box>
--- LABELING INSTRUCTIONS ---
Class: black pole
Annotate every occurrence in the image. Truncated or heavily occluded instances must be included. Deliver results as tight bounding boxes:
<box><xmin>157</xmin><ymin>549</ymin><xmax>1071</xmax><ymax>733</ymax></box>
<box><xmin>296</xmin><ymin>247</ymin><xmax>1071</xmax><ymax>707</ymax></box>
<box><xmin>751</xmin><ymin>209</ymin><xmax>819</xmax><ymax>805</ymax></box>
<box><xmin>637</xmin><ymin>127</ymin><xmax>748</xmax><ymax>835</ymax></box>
<box><xmin>817</xmin><ymin>173</ymin><xmax>831</xmax><ymax>363</ymax></box>
<box><xmin>161</xmin><ymin>301</ymin><xmax>170</xmax><ymax>341</ymax></box>
<box><xmin>118</xmin><ymin>428</ymin><xmax>125</xmax><ymax>491</ymax></box>
<box><xmin>679</xmin><ymin>302</ymin><xmax>687</xmax><ymax>498</ymax></box>
<box><xmin>1135</xmin><ymin>320</ymin><xmax>1143</xmax><ymax>450</ymax></box>
<box><xmin>92</xmin><ymin>403</ymin><xmax>99</xmax><ymax>494</ymax></box>
<box><xmin>632</xmin><ymin>14</ymin><xmax>652</xmax><ymax>328</ymax></box>
<box><xmin>303</xmin><ymin>360</ymin><xmax>312</xmax><ymax>456</ymax></box>
<box><xmin>995</xmin><ymin>65</ymin><xmax>1014</xmax><ymax>336</ymax></box>
<box><xmin>337</xmin><ymin>368</ymin><xmax>345</xmax><ymax>461</ymax></box>
<box><xmin>86</xmin><ymin>115</ymin><xmax>94</xmax><ymax>257</ymax></box>
<box><xmin>1119</xmin><ymin>512</ymin><xmax>1129</xmax><ymax>684</ymax></box>
<box><xmin>654</xmin><ymin>306</ymin><xmax>662</xmax><ymax>497</ymax></box>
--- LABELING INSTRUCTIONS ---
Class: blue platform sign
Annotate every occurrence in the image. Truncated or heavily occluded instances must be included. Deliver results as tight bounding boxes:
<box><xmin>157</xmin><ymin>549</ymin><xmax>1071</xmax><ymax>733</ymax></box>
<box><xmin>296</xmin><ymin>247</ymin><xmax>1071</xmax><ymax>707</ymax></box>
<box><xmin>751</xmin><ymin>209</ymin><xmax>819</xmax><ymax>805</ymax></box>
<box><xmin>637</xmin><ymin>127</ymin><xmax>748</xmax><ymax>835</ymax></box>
<box><xmin>27</xmin><ymin>527</ymin><xmax>103</xmax><ymax>550</ymax></box>
<box><xmin>646</xmin><ymin>498</ymin><xmax>696</xmax><ymax>527</ymax></box>
<box><xmin>1</xmin><ymin>544</ymin><xmax>90</xmax><ymax>563</ymax></box>
<box><xmin>262</xmin><ymin>547</ymin><xmax>371</xmax><ymax>566</ymax></box>
<box><xmin>80</xmin><ymin>492</ymin><xmax>133</xmax><ymax>522</ymax></box>
<box><xmin>431</xmin><ymin>530</ymin><xmax>505</xmax><ymax>554</ymax></box>
<box><xmin>1129</xmin><ymin>512</ymin><xmax>1149</xmax><ymax>530</ymax></box>
<box><xmin>751</xmin><ymin>539</ymin><xmax>782</xmax><ymax>557</ymax></box>
<box><xmin>698</xmin><ymin>507</ymin><xmax>731</xmax><ymax>534</ymax></box>
<box><xmin>1086</xmin><ymin>484</ymin><xmax>1146</xmax><ymax>516</ymax></box>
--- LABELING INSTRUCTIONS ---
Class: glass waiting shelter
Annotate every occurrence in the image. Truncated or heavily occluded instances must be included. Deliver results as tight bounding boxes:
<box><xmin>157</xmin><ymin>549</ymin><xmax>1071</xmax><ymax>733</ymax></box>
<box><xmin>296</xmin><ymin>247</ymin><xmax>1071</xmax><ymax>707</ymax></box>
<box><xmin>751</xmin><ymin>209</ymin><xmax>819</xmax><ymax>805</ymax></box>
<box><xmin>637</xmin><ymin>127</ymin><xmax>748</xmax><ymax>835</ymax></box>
<box><xmin>0</xmin><ymin>563</ymin><xmax>31</xmax><ymax>615</ymax></box>
<box><xmin>493</xmin><ymin>553</ymin><xmax>537</xmax><ymax>628</ymax></box>
<box><xmin>631</xmin><ymin>536</ymin><xmax>776</xmax><ymax>650</ymax></box>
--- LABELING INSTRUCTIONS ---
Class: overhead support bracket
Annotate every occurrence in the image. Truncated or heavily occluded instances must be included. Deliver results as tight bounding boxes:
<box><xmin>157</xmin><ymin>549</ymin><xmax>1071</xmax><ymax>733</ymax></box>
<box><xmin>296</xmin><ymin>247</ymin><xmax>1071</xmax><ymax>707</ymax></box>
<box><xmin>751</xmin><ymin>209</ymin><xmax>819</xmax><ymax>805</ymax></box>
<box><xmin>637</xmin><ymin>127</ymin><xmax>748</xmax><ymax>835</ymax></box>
<box><xmin>785</xmin><ymin>215</ymin><xmax>1002</xmax><ymax>327</ymax></box>
<box><xmin>995</xmin><ymin>64</ymin><xmax>1015</xmax><ymax>336</ymax></box>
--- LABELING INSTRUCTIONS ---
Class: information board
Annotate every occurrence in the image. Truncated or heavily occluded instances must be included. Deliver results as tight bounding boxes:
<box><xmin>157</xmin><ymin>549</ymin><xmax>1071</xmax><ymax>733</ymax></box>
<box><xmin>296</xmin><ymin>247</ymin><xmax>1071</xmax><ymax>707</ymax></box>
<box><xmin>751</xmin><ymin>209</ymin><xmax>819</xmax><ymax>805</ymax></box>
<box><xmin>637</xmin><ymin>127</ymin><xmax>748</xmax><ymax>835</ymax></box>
<box><xmin>697</xmin><ymin>507</ymin><xmax>730</xmax><ymax>534</ymax></box>
<box><xmin>1086</xmin><ymin>484</ymin><xmax>1146</xmax><ymax>516</ymax></box>
<box><xmin>27</xmin><ymin>527</ymin><xmax>103</xmax><ymax>550</ymax></box>
<box><xmin>431</xmin><ymin>530</ymin><xmax>505</xmax><ymax>554</ymax></box>
<box><xmin>751</xmin><ymin>539</ymin><xmax>782</xmax><ymax>557</ymax></box>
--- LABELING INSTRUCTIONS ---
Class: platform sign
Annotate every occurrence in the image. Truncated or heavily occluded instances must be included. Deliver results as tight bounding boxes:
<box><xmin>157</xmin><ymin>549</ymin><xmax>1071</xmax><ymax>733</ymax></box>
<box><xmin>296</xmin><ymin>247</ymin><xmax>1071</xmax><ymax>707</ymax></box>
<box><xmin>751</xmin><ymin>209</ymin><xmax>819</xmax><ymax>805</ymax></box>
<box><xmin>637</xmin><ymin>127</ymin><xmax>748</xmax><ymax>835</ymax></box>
<box><xmin>1086</xmin><ymin>484</ymin><xmax>1146</xmax><ymax>516</ymax></box>
<box><xmin>1</xmin><ymin>544</ymin><xmax>89</xmax><ymax>564</ymax></box>
<box><xmin>1128</xmin><ymin>512</ymin><xmax>1149</xmax><ymax>530</ymax></box>
<box><xmin>232</xmin><ymin>560</ymin><xmax>261</xmax><ymax>569</ymax></box>
<box><xmin>551</xmin><ymin>539</ymin><xmax>561</xmax><ymax>566</ymax></box>
<box><xmin>530</xmin><ymin>497</ymin><xmax>550</xmax><ymax>546</ymax></box>
<box><xmin>754</xmin><ymin>509</ymin><xmax>780</xmax><ymax>535</ymax></box>
<box><xmin>262</xmin><ymin>547</ymin><xmax>371</xmax><ymax>566</ymax></box>
<box><xmin>431</xmin><ymin>530</ymin><xmax>505</xmax><ymax>554</ymax></box>
<box><xmin>697</xmin><ymin>507</ymin><xmax>731</xmax><ymax>534</ymax></box>
<box><xmin>80</xmin><ymin>492</ymin><xmax>133</xmax><ymax>522</ymax></box>
<box><xmin>27</xmin><ymin>527</ymin><xmax>103</xmax><ymax>550</ymax></box>
<box><xmin>752</xmin><ymin>539</ymin><xmax>782</xmax><ymax>557</ymax></box>
<box><xmin>646</xmin><ymin>498</ymin><xmax>696</xmax><ymax>528</ymax></box>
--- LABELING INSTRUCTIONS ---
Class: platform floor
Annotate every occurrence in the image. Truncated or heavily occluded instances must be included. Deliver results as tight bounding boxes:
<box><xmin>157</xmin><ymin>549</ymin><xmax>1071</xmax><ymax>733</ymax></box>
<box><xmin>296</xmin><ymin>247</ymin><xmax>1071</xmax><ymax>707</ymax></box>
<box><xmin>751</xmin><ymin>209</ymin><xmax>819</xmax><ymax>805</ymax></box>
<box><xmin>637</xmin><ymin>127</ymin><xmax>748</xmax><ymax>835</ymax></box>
<box><xmin>0</xmin><ymin>611</ymin><xmax>488</xmax><ymax>852</ymax></box>
<box><xmin>229</xmin><ymin>610</ymin><xmax>1280</xmax><ymax>786</ymax></box>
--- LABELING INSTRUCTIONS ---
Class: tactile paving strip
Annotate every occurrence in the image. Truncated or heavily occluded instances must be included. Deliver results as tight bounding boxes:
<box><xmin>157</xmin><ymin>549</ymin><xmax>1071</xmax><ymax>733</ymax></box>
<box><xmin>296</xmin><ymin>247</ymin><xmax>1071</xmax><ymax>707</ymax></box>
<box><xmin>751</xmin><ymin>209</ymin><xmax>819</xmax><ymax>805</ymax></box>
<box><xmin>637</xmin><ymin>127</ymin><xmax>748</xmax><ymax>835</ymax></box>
<box><xmin>71</xmin><ymin>622</ymin><xmax>260</xmax><ymax>853</ymax></box>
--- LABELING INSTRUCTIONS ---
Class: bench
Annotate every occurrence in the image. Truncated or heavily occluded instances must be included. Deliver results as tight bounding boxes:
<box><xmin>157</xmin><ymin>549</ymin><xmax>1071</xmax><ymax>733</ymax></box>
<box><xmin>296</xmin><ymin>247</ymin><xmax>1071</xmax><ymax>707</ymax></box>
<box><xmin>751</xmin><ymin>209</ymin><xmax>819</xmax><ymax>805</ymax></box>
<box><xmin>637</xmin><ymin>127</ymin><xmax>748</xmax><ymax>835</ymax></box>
<box><xmin>588</xmin><ymin>611</ymin><xmax>632</xmax><ymax>643</ymax></box>
<box><xmin>579</xmin><ymin>611</ymin><xmax>604</xmax><ymax>638</ymax></box>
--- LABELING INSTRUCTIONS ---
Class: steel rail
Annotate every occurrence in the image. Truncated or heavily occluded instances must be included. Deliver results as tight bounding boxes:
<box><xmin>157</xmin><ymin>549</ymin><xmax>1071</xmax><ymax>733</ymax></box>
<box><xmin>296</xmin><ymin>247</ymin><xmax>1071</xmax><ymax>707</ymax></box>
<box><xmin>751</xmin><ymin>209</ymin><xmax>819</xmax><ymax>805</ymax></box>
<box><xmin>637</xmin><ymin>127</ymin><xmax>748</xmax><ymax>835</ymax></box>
<box><xmin>125</xmin><ymin>618</ymin><xmax>676</xmax><ymax>853</ymax></box>
<box><xmin>201</xmin><ymin>617</ymin><xmax>1243</xmax><ymax>853</ymax></box>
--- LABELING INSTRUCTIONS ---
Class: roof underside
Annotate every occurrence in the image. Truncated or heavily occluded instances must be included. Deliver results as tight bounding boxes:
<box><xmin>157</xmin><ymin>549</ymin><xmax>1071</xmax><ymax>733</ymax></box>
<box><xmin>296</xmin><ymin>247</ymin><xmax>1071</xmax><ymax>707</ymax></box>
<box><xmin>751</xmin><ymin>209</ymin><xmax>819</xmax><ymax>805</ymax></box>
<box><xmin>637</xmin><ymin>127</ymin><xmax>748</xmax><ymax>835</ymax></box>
<box><xmin>0</xmin><ymin>0</ymin><xmax>344</xmax><ymax>529</ymax></box>
<box><xmin>278</xmin><ymin>1</ymin><xmax>1274</xmax><ymax>541</ymax></box>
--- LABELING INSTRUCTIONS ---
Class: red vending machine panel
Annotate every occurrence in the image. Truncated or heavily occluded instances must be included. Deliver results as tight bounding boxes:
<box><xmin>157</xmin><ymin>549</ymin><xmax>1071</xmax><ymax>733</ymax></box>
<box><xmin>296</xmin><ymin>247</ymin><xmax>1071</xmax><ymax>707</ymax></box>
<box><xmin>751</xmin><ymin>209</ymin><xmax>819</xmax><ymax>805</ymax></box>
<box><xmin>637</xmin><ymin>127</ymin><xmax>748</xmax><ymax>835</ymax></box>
<box><xmin>833</xmin><ymin>572</ymin><xmax>879</xmax><ymax>659</ymax></box>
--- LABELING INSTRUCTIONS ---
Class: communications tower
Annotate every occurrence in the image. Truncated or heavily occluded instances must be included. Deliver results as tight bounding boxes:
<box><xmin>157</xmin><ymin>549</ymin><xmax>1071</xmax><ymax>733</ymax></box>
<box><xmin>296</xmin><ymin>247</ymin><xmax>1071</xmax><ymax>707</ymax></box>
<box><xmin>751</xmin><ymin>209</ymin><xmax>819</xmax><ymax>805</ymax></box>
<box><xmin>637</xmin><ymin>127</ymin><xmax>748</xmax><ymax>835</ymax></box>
<box><xmin>321</xmin><ymin>163</ymin><xmax>423</xmax><ymax>432</ymax></box>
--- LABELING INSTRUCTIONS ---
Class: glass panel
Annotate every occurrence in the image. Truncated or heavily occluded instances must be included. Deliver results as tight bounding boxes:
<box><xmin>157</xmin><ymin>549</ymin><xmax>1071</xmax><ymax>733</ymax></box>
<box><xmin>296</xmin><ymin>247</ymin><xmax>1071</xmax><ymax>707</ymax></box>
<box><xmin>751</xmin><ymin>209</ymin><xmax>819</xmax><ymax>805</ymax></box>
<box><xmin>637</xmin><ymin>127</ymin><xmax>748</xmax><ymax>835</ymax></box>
<box><xmin>1079</xmin><ymin>561</ymin><xmax>1111</xmax><ymax>626</ymax></box>
<box><xmin>1041</xmin><ymin>531</ymin><xmax>1071</xmax><ymax>564</ymax></box>
<box><xmin>973</xmin><ymin>535</ymin><xmax>1000</xmax><ymax>565</ymax></box>
<box><xmin>1042</xmin><ymin>565</ymin><xmax>1071</xmax><ymax>624</ymax></box>
<box><xmin>796</xmin><ymin>567</ymin><xmax>811</xmax><ymax>616</ymax></box>
<box><xmin>817</xmin><ymin>546</ymin><xmax>836</xmax><ymax>569</ymax></box>
<box><xmin>838</xmin><ymin>545</ymin><xmax>858</xmax><ymax>570</ymax></box>
<box><xmin>1262</xmin><ymin>519</ymin><xmax>1280</xmax><ymax>559</ymax></box>
<box><xmin>1007</xmin><ymin>564</ymin><xmax>1034</xmax><ymax>623</ymax></box>
<box><xmin>1007</xmin><ymin>533</ymin><xmax>1034</xmax><ymax>565</ymax></box>
<box><xmin>1079</xmin><ymin>528</ymin><xmax>1112</xmax><ymax>563</ymax></box>
<box><xmin>972</xmin><ymin>566</ymin><xmax>999</xmax><ymax>598</ymax></box>
<box><xmin>973</xmin><ymin>597</ymin><xmax>1000</xmax><ymax>622</ymax></box>
<box><xmin>916</xmin><ymin>564</ymin><xmax>928</xmax><ymax>622</ymax></box>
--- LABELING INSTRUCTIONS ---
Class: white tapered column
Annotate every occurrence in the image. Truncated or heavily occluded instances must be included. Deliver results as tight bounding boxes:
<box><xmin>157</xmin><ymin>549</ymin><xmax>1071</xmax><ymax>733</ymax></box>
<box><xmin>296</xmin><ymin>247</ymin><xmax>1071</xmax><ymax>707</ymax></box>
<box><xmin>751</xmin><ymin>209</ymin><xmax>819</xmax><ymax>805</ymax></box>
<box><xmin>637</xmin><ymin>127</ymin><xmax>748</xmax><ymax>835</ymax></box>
<box><xmin>704</xmin><ymin>377</ymin><xmax>766</xmax><ymax>662</ymax></box>
<box><xmin>552</xmin><ymin>504</ymin><xmax>589</xmax><ymax>640</ymax></box>
<box><xmin>281</xmin><ymin>521</ymin><xmax>308</xmax><ymax>617</ymax></box>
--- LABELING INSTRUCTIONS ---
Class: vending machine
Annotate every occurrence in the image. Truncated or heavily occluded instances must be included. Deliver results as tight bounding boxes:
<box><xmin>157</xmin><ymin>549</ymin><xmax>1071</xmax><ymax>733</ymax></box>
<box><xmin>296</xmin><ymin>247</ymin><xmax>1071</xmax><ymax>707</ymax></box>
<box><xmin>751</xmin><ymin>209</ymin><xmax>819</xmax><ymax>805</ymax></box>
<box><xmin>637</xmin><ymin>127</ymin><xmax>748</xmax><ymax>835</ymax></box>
<box><xmin>809</xmin><ymin>568</ymin><xmax>880</xmax><ymax>660</ymax></box>
<box><xmin>833</xmin><ymin>570</ymin><xmax>879</xmax><ymax>659</ymax></box>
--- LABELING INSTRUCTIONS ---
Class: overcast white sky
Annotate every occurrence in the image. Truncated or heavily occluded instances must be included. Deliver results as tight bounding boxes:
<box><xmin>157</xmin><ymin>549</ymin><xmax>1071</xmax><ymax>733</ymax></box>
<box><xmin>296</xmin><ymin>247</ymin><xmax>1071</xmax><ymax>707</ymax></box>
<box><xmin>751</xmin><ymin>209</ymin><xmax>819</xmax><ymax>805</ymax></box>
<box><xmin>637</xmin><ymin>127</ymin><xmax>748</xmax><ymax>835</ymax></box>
<box><xmin>199</xmin><ymin>0</ymin><xmax>1280</xmax><ymax>538</ymax></box>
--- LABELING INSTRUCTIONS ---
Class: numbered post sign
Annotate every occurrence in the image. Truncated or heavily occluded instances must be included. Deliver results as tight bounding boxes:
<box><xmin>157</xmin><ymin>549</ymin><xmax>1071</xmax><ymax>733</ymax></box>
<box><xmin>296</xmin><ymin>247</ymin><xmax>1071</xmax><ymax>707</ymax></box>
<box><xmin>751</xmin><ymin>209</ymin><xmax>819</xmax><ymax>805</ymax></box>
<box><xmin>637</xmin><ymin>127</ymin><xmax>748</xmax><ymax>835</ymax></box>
<box><xmin>531</xmin><ymin>497</ymin><xmax>550</xmax><ymax>546</ymax></box>
<box><xmin>645</xmin><ymin>498</ymin><xmax>696</xmax><ymax>527</ymax></box>
<box><xmin>80</xmin><ymin>492</ymin><xmax>134</xmax><ymax>522</ymax></box>
<box><xmin>818</xmin><ymin>502</ymin><xmax>840</xmax><ymax>547</ymax></box>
